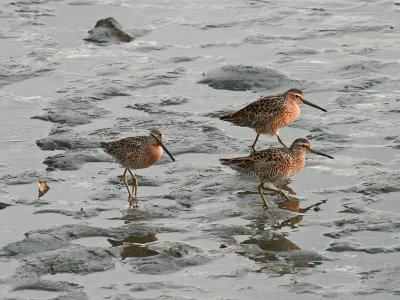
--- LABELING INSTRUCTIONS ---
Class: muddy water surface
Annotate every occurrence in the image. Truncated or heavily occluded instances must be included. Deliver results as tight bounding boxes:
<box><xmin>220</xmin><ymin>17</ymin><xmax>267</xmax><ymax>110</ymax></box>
<box><xmin>1</xmin><ymin>0</ymin><xmax>400</xmax><ymax>299</ymax></box>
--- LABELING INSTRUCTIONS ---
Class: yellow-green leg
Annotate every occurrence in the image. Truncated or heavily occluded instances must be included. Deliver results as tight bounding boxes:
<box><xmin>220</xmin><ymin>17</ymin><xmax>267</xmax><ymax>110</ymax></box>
<box><xmin>264</xmin><ymin>186</ymin><xmax>290</xmax><ymax>201</ymax></box>
<box><xmin>127</xmin><ymin>169</ymin><xmax>139</xmax><ymax>207</ymax></box>
<box><xmin>122</xmin><ymin>169</ymin><xmax>134</xmax><ymax>206</ymax></box>
<box><xmin>277</xmin><ymin>134</ymin><xmax>288</xmax><ymax>148</ymax></box>
<box><xmin>258</xmin><ymin>183</ymin><xmax>269</xmax><ymax>209</ymax></box>
<box><xmin>251</xmin><ymin>134</ymin><xmax>260</xmax><ymax>153</ymax></box>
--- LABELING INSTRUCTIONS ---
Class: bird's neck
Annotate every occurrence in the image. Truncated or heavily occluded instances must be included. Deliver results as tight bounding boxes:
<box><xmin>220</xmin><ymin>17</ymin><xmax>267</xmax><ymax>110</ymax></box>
<box><xmin>289</xmin><ymin>150</ymin><xmax>306</xmax><ymax>175</ymax></box>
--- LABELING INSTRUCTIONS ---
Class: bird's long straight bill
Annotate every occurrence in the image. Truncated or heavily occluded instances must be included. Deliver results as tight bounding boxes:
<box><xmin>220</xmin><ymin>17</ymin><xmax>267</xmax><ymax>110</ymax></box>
<box><xmin>310</xmin><ymin>149</ymin><xmax>334</xmax><ymax>159</ymax></box>
<box><xmin>159</xmin><ymin>141</ymin><xmax>175</xmax><ymax>161</ymax></box>
<box><xmin>303</xmin><ymin>99</ymin><xmax>327</xmax><ymax>112</ymax></box>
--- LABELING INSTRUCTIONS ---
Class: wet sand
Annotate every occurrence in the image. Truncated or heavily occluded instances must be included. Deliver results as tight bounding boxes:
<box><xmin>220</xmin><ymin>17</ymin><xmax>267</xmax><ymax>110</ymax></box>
<box><xmin>1</xmin><ymin>0</ymin><xmax>400</xmax><ymax>299</ymax></box>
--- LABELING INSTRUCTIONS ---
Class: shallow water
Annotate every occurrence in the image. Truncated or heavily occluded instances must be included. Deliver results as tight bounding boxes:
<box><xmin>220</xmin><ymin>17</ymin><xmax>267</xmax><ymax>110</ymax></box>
<box><xmin>1</xmin><ymin>0</ymin><xmax>400</xmax><ymax>299</ymax></box>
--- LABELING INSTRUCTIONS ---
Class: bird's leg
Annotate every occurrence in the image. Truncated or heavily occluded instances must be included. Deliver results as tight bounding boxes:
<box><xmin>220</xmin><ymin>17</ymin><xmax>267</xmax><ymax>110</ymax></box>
<box><xmin>264</xmin><ymin>186</ymin><xmax>290</xmax><ymax>201</ymax></box>
<box><xmin>258</xmin><ymin>183</ymin><xmax>269</xmax><ymax>209</ymax></box>
<box><xmin>122</xmin><ymin>169</ymin><xmax>134</xmax><ymax>206</ymax></box>
<box><xmin>127</xmin><ymin>169</ymin><xmax>139</xmax><ymax>207</ymax></box>
<box><xmin>277</xmin><ymin>135</ymin><xmax>288</xmax><ymax>148</ymax></box>
<box><xmin>251</xmin><ymin>134</ymin><xmax>260</xmax><ymax>153</ymax></box>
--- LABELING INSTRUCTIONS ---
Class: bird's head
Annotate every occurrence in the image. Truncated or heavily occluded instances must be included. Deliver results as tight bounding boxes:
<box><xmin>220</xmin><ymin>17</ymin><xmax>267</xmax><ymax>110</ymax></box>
<box><xmin>290</xmin><ymin>138</ymin><xmax>333</xmax><ymax>159</ymax></box>
<box><xmin>150</xmin><ymin>129</ymin><xmax>175</xmax><ymax>161</ymax></box>
<box><xmin>284</xmin><ymin>89</ymin><xmax>327</xmax><ymax>112</ymax></box>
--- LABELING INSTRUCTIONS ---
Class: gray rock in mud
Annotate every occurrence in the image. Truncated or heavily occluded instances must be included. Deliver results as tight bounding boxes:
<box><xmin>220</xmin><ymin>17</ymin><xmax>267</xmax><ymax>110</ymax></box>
<box><xmin>0</xmin><ymin>202</ymin><xmax>11</xmax><ymax>210</ymax></box>
<box><xmin>85</xmin><ymin>17</ymin><xmax>134</xmax><ymax>44</ymax></box>
<box><xmin>198</xmin><ymin>65</ymin><xmax>299</xmax><ymax>91</ymax></box>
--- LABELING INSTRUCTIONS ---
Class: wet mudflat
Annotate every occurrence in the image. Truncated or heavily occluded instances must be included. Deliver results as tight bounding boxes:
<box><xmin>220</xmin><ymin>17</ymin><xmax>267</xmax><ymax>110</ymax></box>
<box><xmin>1</xmin><ymin>0</ymin><xmax>400</xmax><ymax>299</ymax></box>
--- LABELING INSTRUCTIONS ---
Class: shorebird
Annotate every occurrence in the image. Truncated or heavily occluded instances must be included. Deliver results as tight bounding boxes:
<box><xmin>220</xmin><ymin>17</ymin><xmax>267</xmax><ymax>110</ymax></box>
<box><xmin>101</xmin><ymin>129</ymin><xmax>175</xmax><ymax>207</ymax></box>
<box><xmin>220</xmin><ymin>89</ymin><xmax>327</xmax><ymax>152</ymax></box>
<box><xmin>220</xmin><ymin>138</ymin><xmax>333</xmax><ymax>209</ymax></box>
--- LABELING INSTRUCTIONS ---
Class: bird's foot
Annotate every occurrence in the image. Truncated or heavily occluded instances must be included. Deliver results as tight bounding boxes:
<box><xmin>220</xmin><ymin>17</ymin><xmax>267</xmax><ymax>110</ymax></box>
<box><xmin>278</xmin><ymin>191</ymin><xmax>290</xmax><ymax>201</ymax></box>
<box><xmin>128</xmin><ymin>194</ymin><xmax>135</xmax><ymax>207</ymax></box>
<box><xmin>128</xmin><ymin>195</ymin><xmax>139</xmax><ymax>208</ymax></box>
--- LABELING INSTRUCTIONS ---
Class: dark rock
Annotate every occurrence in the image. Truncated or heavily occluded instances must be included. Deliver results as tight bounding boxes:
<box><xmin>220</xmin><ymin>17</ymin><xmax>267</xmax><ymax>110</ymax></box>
<box><xmin>198</xmin><ymin>65</ymin><xmax>299</xmax><ymax>91</ymax></box>
<box><xmin>0</xmin><ymin>202</ymin><xmax>11</xmax><ymax>210</ymax></box>
<box><xmin>84</xmin><ymin>17</ymin><xmax>134</xmax><ymax>44</ymax></box>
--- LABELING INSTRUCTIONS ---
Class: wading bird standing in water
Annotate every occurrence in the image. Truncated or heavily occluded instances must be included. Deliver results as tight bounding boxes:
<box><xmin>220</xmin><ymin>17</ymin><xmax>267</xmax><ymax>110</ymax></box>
<box><xmin>220</xmin><ymin>89</ymin><xmax>327</xmax><ymax>152</ymax></box>
<box><xmin>220</xmin><ymin>138</ymin><xmax>333</xmax><ymax>209</ymax></box>
<box><xmin>101</xmin><ymin>129</ymin><xmax>175</xmax><ymax>207</ymax></box>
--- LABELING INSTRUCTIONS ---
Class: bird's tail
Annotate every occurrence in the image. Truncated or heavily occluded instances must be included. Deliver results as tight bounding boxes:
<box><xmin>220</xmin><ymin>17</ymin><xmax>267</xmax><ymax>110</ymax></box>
<box><xmin>220</xmin><ymin>157</ymin><xmax>250</xmax><ymax>170</ymax></box>
<box><xmin>219</xmin><ymin>113</ymin><xmax>234</xmax><ymax>121</ymax></box>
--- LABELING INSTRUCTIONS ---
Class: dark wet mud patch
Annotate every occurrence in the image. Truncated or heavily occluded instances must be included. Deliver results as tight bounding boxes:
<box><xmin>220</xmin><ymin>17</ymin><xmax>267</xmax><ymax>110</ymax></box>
<box><xmin>0</xmin><ymin>171</ymin><xmax>59</xmax><ymax>186</ymax></box>
<box><xmin>356</xmin><ymin>267</ymin><xmax>400</xmax><ymax>296</ymax></box>
<box><xmin>107</xmin><ymin>174</ymin><xmax>164</xmax><ymax>188</ymax></box>
<box><xmin>0</xmin><ymin>54</ymin><xmax>58</xmax><ymax>87</ymax></box>
<box><xmin>1</xmin><ymin>224</ymin><xmax>156</xmax><ymax>258</ymax></box>
<box><xmin>125</xmin><ymin>96</ymin><xmax>190</xmax><ymax>114</ymax></box>
<box><xmin>306</xmin><ymin>127</ymin><xmax>350</xmax><ymax>144</ymax></box>
<box><xmin>316</xmin><ymin>168</ymin><xmax>400</xmax><ymax>197</ymax></box>
<box><xmin>198</xmin><ymin>65</ymin><xmax>300</xmax><ymax>92</ymax></box>
<box><xmin>13</xmin><ymin>246</ymin><xmax>117</xmax><ymax>280</ymax></box>
<box><xmin>117</xmin><ymin>203</ymin><xmax>180</xmax><ymax>223</ymax></box>
<box><xmin>32</xmin><ymin>104</ymin><xmax>109</xmax><ymax>126</ymax></box>
<box><xmin>12</xmin><ymin>279</ymin><xmax>83</xmax><ymax>293</ymax></box>
<box><xmin>327</xmin><ymin>241</ymin><xmax>400</xmax><ymax>254</ymax></box>
<box><xmin>5</xmin><ymin>1</ymin><xmax>56</xmax><ymax>20</ymax></box>
<box><xmin>36</xmin><ymin>130</ymin><xmax>101</xmax><ymax>151</ymax></box>
<box><xmin>0</xmin><ymin>224</ymin><xmax>170</xmax><ymax>294</ymax></box>
<box><xmin>43</xmin><ymin>150</ymin><xmax>110</xmax><ymax>171</ymax></box>
<box><xmin>324</xmin><ymin>210</ymin><xmax>400</xmax><ymax>239</ymax></box>
<box><xmin>281</xmin><ymin>281</ymin><xmax>324</xmax><ymax>296</ymax></box>
<box><xmin>34</xmin><ymin>207</ymin><xmax>108</xmax><ymax>219</ymax></box>
<box><xmin>126</xmin><ymin>281</ymin><xmax>206</xmax><ymax>293</ymax></box>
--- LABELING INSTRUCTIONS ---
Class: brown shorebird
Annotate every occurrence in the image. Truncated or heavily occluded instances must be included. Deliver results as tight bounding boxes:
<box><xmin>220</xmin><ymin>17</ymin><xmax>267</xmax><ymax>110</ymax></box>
<box><xmin>220</xmin><ymin>138</ymin><xmax>333</xmax><ymax>209</ymax></box>
<box><xmin>220</xmin><ymin>89</ymin><xmax>327</xmax><ymax>152</ymax></box>
<box><xmin>101</xmin><ymin>129</ymin><xmax>175</xmax><ymax>207</ymax></box>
